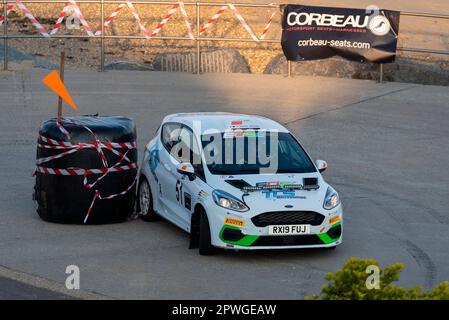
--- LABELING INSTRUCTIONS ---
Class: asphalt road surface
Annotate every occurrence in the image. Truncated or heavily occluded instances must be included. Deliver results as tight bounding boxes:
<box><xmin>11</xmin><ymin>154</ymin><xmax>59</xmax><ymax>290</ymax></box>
<box><xmin>0</xmin><ymin>69</ymin><xmax>448</xmax><ymax>299</ymax></box>
<box><xmin>0</xmin><ymin>276</ymin><xmax>73</xmax><ymax>300</ymax></box>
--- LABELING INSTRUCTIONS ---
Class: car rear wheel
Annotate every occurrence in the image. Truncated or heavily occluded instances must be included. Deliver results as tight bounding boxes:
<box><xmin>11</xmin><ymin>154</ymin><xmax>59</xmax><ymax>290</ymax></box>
<box><xmin>199</xmin><ymin>209</ymin><xmax>215</xmax><ymax>256</ymax></box>
<box><xmin>138</xmin><ymin>177</ymin><xmax>159</xmax><ymax>222</ymax></box>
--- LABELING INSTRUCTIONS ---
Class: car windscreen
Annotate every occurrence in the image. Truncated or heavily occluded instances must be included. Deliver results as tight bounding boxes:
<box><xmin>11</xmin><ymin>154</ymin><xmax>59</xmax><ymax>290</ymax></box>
<box><xmin>201</xmin><ymin>131</ymin><xmax>316</xmax><ymax>175</ymax></box>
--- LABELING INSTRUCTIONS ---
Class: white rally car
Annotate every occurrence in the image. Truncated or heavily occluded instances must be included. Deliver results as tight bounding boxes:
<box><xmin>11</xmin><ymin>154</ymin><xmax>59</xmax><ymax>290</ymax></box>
<box><xmin>138</xmin><ymin>113</ymin><xmax>343</xmax><ymax>255</ymax></box>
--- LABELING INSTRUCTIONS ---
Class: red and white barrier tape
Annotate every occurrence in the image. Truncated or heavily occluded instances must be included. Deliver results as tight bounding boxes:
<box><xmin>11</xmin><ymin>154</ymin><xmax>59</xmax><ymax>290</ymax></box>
<box><xmin>260</xmin><ymin>12</ymin><xmax>275</xmax><ymax>40</ymax></box>
<box><xmin>50</xmin><ymin>2</ymin><xmax>73</xmax><ymax>35</ymax></box>
<box><xmin>94</xmin><ymin>2</ymin><xmax>126</xmax><ymax>36</ymax></box>
<box><xmin>124</xmin><ymin>1</ymin><xmax>148</xmax><ymax>36</ymax></box>
<box><xmin>15</xmin><ymin>0</ymin><xmax>49</xmax><ymax>37</ymax></box>
<box><xmin>2</xmin><ymin>1</ymin><xmax>270</xmax><ymax>41</ymax></box>
<box><xmin>97</xmin><ymin>1</ymin><xmax>193</xmax><ymax>39</ymax></box>
<box><xmin>0</xmin><ymin>4</ymin><xmax>14</xmax><ymax>25</ymax></box>
<box><xmin>178</xmin><ymin>2</ymin><xmax>194</xmax><ymax>40</ymax></box>
<box><xmin>66</xmin><ymin>0</ymin><xmax>94</xmax><ymax>37</ymax></box>
<box><xmin>84</xmin><ymin>175</ymin><xmax>136</xmax><ymax>223</ymax></box>
<box><xmin>227</xmin><ymin>4</ymin><xmax>258</xmax><ymax>42</ymax></box>
<box><xmin>35</xmin><ymin>163</ymin><xmax>138</xmax><ymax>176</ymax></box>
<box><xmin>200</xmin><ymin>4</ymin><xmax>274</xmax><ymax>41</ymax></box>
<box><xmin>35</xmin><ymin>118</ymin><xmax>138</xmax><ymax>223</ymax></box>
<box><xmin>149</xmin><ymin>3</ymin><xmax>180</xmax><ymax>37</ymax></box>
<box><xmin>38</xmin><ymin>134</ymin><xmax>137</xmax><ymax>150</ymax></box>
<box><xmin>56</xmin><ymin>120</ymin><xmax>72</xmax><ymax>140</ymax></box>
<box><xmin>199</xmin><ymin>5</ymin><xmax>227</xmax><ymax>34</ymax></box>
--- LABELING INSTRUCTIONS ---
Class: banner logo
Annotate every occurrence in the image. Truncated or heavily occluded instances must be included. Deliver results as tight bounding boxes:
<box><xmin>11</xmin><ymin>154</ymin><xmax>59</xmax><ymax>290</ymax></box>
<box><xmin>369</xmin><ymin>15</ymin><xmax>391</xmax><ymax>36</ymax></box>
<box><xmin>286</xmin><ymin>12</ymin><xmax>369</xmax><ymax>28</ymax></box>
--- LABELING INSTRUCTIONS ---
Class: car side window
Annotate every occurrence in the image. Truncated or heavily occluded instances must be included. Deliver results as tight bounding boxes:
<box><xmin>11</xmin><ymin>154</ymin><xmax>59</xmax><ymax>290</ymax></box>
<box><xmin>172</xmin><ymin>127</ymin><xmax>198</xmax><ymax>162</ymax></box>
<box><xmin>173</xmin><ymin>126</ymin><xmax>206</xmax><ymax>181</ymax></box>
<box><xmin>161</xmin><ymin>123</ymin><xmax>182</xmax><ymax>154</ymax></box>
<box><xmin>175</xmin><ymin>127</ymin><xmax>193</xmax><ymax>163</ymax></box>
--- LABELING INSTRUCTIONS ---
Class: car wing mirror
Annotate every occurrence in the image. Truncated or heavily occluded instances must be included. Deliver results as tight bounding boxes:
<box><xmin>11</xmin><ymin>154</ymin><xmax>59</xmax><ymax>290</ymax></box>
<box><xmin>316</xmin><ymin>160</ymin><xmax>328</xmax><ymax>173</ymax></box>
<box><xmin>176</xmin><ymin>162</ymin><xmax>196</xmax><ymax>180</ymax></box>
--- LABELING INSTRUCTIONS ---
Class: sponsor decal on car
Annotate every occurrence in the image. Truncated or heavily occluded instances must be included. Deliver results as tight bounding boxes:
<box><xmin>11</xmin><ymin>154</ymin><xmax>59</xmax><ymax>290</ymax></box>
<box><xmin>257</xmin><ymin>180</ymin><xmax>299</xmax><ymax>188</ymax></box>
<box><xmin>198</xmin><ymin>190</ymin><xmax>209</xmax><ymax>201</ymax></box>
<box><xmin>149</xmin><ymin>146</ymin><xmax>159</xmax><ymax>182</ymax></box>
<box><xmin>262</xmin><ymin>189</ymin><xmax>306</xmax><ymax>200</ymax></box>
<box><xmin>329</xmin><ymin>214</ymin><xmax>341</xmax><ymax>225</ymax></box>
<box><xmin>223</xmin><ymin>129</ymin><xmax>265</xmax><ymax>139</ymax></box>
<box><xmin>224</xmin><ymin>217</ymin><xmax>245</xmax><ymax>227</ymax></box>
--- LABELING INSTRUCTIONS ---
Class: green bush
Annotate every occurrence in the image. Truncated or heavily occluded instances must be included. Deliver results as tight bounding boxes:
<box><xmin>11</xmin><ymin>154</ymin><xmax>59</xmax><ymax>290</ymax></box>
<box><xmin>307</xmin><ymin>257</ymin><xmax>449</xmax><ymax>300</ymax></box>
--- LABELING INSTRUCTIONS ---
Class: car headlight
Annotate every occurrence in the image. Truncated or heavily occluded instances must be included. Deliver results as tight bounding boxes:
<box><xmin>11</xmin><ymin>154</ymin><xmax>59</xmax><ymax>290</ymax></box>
<box><xmin>212</xmin><ymin>190</ymin><xmax>249</xmax><ymax>212</ymax></box>
<box><xmin>323</xmin><ymin>186</ymin><xmax>340</xmax><ymax>210</ymax></box>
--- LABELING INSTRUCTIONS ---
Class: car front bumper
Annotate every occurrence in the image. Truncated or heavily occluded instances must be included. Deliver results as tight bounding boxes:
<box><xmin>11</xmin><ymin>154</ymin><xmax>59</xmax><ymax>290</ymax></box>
<box><xmin>207</xmin><ymin>205</ymin><xmax>343</xmax><ymax>250</ymax></box>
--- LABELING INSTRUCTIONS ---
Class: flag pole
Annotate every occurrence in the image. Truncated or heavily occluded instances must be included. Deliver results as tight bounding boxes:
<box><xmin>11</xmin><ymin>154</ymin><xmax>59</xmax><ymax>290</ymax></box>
<box><xmin>57</xmin><ymin>51</ymin><xmax>65</xmax><ymax>123</ymax></box>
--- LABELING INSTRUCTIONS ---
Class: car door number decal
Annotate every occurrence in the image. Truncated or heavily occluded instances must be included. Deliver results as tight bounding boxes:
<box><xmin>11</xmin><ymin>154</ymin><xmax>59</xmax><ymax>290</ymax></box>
<box><xmin>176</xmin><ymin>180</ymin><xmax>192</xmax><ymax>210</ymax></box>
<box><xmin>176</xmin><ymin>180</ymin><xmax>183</xmax><ymax>205</ymax></box>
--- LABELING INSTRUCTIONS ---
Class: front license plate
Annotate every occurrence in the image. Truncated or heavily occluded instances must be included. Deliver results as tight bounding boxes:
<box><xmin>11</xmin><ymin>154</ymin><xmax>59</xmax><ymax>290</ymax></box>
<box><xmin>268</xmin><ymin>224</ymin><xmax>311</xmax><ymax>235</ymax></box>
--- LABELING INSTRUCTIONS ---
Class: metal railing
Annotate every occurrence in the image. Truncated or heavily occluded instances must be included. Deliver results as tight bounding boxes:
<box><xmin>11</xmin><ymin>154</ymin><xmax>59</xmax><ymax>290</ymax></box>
<box><xmin>2</xmin><ymin>0</ymin><xmax>449</xmax><ymax>79</ymax></box>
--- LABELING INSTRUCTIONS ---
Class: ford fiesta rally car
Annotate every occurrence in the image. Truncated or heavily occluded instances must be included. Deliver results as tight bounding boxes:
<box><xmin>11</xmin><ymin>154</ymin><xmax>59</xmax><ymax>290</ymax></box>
<box><xmin>138</xmin><ymin>113</ymin><xmax>343</xmax><ymax>255</ymax></box>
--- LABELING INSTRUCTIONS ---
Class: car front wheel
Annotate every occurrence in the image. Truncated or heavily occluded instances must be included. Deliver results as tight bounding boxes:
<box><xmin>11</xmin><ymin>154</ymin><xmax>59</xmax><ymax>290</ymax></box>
<box><xmin>199</xmin><ymin>209</ymin><xmax>215</xmax><ymax>256</ymax></box>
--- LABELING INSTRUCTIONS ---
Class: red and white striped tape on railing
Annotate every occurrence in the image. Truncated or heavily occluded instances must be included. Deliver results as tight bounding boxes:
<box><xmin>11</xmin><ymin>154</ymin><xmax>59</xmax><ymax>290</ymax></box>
<box><xmin>227</xmin><ymin>4</ymin><xmax>258</xmax><ymax>42</ymax></box>
<box><xmin>178</xmin><ymin>2</ymin><xmax>194</xmax><ymax>40</ymax></box>
<box><xmin>0</xmin><ymin>4</ymin><xmax>14</xmax><ymax>25</ymax></box>
<box><xmin>200</xmin><ymin>4</ymin><xmax>276</xmax><ymax>41</ymax></box>
<box><xmin>34</xmin><ymin>118</ymin><xmax>138</xmax><ymax>223</ymax></box>
<box><xmin>50</xmin><ymin>0</ymin><xmax>94</xmax><ymax>36</ymax></box>
<box><xmin>123</xmin><ymin>2</ymin><xmax>194</xmax><ymax>39</ymax></box>
<box><xmin>199</xmin><ymin>5</ymin><xmax>227</xmax><ymax>34</ymax></box>
<box><xmin>94</xmin><ymin>2</ymin><xmax>127</xmax><ymax>36</ymax></box>
<box><xmin>260</xmin><ymin>12</ymin><xmax>275</xmax><ymax>40</ymax></box>
<box><xmin>1</xmin><ymin>1</ymin><xmax>274</xmax><ymax>41</ymax></box>
<box><xmin>51</xmin><ymin>2</ymin><xmax>71</xmax><ymax>35</ymax></box>
<box><xmin>14</xmin><ymin>0</ymin><xmax>49</xmax><ymax>37</ymax></box>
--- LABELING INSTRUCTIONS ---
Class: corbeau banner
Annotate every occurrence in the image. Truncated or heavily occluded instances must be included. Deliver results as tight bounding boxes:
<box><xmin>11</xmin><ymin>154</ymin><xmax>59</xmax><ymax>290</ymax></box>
<box><xmin>281</xmin><ymin>4</ymin><xmax>400</xmax><ymax>63</ymax></box>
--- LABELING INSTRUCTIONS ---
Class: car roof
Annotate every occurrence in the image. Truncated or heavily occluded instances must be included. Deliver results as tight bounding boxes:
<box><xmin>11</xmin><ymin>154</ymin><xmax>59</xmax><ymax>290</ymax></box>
<box><xmin>162</xmin><ymin>112</ymin><xmax>290</xmax><ymax>134</ymax></box>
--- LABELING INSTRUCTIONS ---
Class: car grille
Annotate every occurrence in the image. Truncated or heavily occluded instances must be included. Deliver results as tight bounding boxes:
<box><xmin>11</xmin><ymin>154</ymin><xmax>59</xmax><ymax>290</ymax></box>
<box><xmin>252</xmin><ymin>235</ymin><xmax>323</xmax><ymax>246</ymax></box>
<box><xmin>251</xmin><ymin>211</ymin><xmax>325</xmax><ymax>227</ymax></box>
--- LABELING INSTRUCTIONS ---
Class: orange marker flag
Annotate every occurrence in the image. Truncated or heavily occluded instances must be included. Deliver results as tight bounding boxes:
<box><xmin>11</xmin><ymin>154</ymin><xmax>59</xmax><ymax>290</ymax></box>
<box><xmin>42</xmin><ymin>70</ymin><xmax>78</xmax><ymax>111</ymax></box>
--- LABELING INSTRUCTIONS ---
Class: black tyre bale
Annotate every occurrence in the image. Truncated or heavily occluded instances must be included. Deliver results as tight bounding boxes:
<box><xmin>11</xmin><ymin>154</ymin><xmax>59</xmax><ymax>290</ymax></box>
<box><xmin>34</xmin><ymin>116</ymin><xmax>137</xmax><ymax>224</ymax></box>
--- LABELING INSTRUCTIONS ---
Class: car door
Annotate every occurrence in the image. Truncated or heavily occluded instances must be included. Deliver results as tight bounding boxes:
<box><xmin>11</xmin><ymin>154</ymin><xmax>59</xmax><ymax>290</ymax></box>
<box><xmin>170</xmin><ymin>125</ymin><xmax>203</xmax><ymax>229</ymax></box>
<box><xmin>158</xmin><ymin>123</ymin><xmax>185</xmax><ymax>226</ymax></box>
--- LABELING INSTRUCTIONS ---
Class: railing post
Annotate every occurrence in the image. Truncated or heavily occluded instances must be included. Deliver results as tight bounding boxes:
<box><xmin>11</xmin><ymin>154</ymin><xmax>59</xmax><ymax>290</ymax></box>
<box><xmin>100</xmin><ymin>0</ymin><xmax>105</xmax><ymax>72</ymax></box>
<box><xmin>3</xmin><ymin>0</ymin><xmax>8</xmax><ymax>71</ymax></box>
<box><xmin>196</xmin><ymin>2</ymin><xmax>200</xmax><ymax>74</ymax></box>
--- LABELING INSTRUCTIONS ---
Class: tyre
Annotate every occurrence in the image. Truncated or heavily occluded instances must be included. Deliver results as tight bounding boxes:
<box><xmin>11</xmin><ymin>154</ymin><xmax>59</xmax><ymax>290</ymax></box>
<box><xmin>199</xmin><ymin>209</ymin><xmax>215</xmax><ymax>256</ymax></box>
<box><xmin>138</xmin><ymin>177</ymin><xmax>159</xmax><ymax>222</ymax></box>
